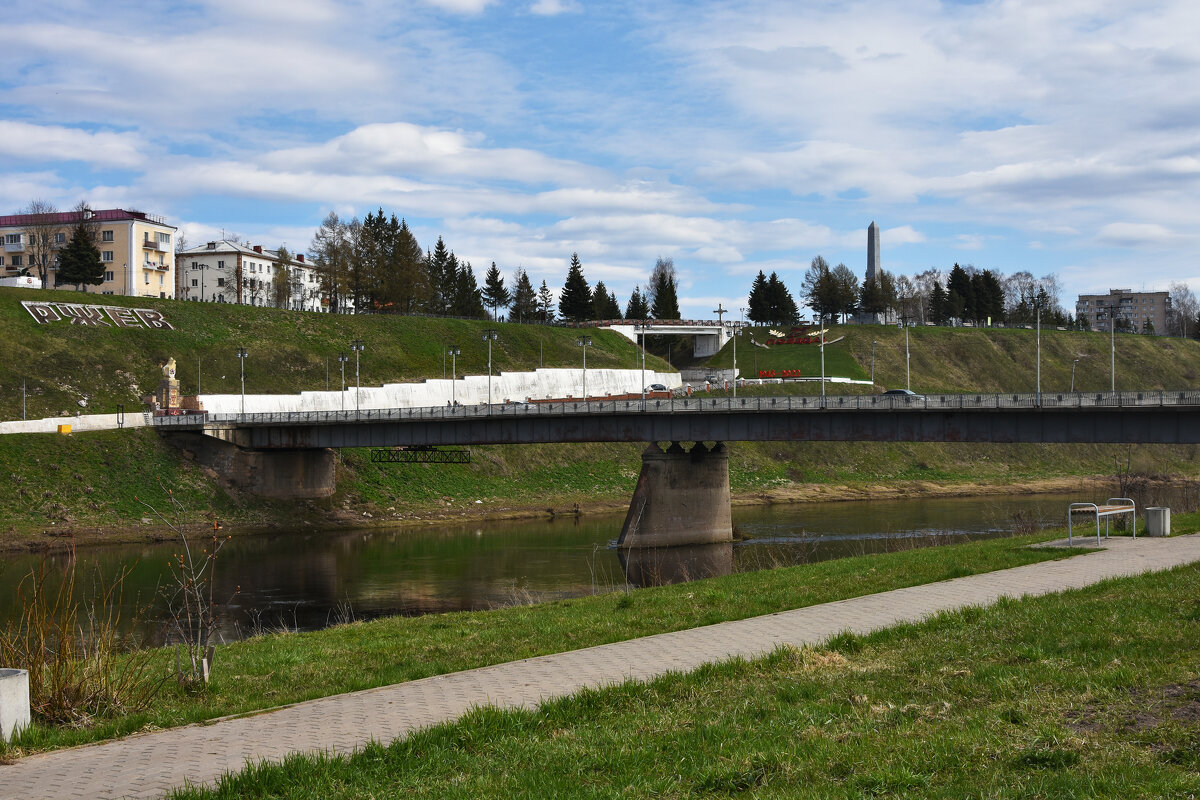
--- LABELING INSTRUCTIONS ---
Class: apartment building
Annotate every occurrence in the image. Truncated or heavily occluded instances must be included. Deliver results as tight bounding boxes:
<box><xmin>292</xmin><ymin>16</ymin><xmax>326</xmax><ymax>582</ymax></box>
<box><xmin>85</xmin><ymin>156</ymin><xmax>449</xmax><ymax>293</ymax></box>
<box><xmin>1075</xmin><ymin>289</ymin><xmax>1170</xmax><ymax>333</ymax></box>
<box><xmin>175</xmin><ymin>240</ymin><xmax>324</xmax><ymax>311</ymax></box>
<box><xmin>0</xmin><ymin>208</ymin><xmax>177</xmax><ymax>298</ymax></box>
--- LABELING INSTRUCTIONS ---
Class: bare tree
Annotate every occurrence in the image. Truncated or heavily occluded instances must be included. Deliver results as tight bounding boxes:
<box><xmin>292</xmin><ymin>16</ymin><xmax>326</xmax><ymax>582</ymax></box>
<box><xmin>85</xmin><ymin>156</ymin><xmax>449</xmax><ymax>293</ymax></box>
<box><xmin>21</xmin><ymin>200</ymin><xmax>64</xmax><ymax>289</ymax></box>
<box><xmin>1168</xmin><ymin>282</ymin><xmax>1198</xmax><ymax>338</ymax></box>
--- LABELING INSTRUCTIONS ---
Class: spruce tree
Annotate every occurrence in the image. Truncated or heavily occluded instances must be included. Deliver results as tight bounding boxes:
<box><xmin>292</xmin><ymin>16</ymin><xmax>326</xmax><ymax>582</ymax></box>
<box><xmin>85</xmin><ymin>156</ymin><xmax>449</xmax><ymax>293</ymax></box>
<box><xmin>482</xmin><ymin>262</ymin><xmax>511</xmax><ymax>320</ymax></box>
<box><xmin>56</xmin><ymin>219</ymin><xmax>104</xmax><ymax>291</ymax></box>
<box><xmin>747</xmin><ymin>271</ymin><xmax>768</xmax><ymax>323</ymax></box>
<box><xmin>648</xmin><ymin>257</ymin><xmax>681</xmax><ymax>320</ymax></box>
<box><xmin>427</xmin><ymin>237</ymin><xmax>451</xmax><ymax>314</ymax></box>
<box><xmin>509</xmin><ymin>268</ymin><xmax>537</xmax><ymax>322</ymax></box>
<box><xmin>591</xmin><ymin>281</ymin><xmax>621</xmax><ymax>319</ymax></box>
<box><xmin>625</xmin><ymin>285</ymin><xmax>650</xmax><ymax>320</ymax></box>
<box><xmin>453</xmin><ymin>260</ymin><xmax>486</xmax><ymax>318</ymax></box>
<box><xmin>537</xmin><ymin>280</ymin><xmax>555</xmax><ymax>322</ymax></box>
<box><xmin>557</xmin><ymin>252</ymin><xmax>592</xmax><ymax>321</ymax></box>
<box><xmin>929</xmin><ymin>280</ymin><xmax>948</xmax><ymax>325</ymax></box>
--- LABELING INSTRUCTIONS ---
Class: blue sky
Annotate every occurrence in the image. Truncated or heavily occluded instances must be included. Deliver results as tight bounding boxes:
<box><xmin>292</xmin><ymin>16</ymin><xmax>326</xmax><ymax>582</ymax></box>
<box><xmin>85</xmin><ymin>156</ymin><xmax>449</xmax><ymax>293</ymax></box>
<box><xmin>2</xmin><ymin>0</ymin><xmax>1198</xmax><ymax>317</ymax></box>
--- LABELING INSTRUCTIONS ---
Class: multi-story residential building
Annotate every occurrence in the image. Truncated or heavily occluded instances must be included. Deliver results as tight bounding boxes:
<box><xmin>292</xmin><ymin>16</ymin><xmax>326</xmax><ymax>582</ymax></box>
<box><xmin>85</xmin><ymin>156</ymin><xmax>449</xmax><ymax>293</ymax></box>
<box><xmin>175</xmin><ymin>240</ymin><xmax>325</xmax><ymax>311</ymax></box>
<box><xmin>0</xmin><ymin>208</ymin><xmax>177</xmax><ymax>298</ymax></box>
<box><xmin>1075</xmin><ymin>289</ymin><xmax>1170</xmax><ymax>334</ymax></box>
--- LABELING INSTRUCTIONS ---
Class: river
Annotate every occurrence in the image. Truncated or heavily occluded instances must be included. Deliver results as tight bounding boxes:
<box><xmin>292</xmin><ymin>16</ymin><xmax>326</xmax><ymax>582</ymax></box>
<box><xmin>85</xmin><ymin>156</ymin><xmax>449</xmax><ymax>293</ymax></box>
<box><xmin>0</xmin><ymin>493</ymin><xmax>1078</xmax><ymax>642</ymax></box>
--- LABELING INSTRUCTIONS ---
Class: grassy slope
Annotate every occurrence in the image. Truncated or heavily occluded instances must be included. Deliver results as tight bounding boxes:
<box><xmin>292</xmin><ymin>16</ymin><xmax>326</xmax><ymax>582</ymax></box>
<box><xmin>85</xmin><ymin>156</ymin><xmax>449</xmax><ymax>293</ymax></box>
<box><xmin>173</xmin><ymin>561</ymin><xmax>1200</xmax><ymax>799</ymax></box>
<box><xmin>0</xmin><ymin>286</ymin><xmax>663</xmax><ymax>421</ymax></box>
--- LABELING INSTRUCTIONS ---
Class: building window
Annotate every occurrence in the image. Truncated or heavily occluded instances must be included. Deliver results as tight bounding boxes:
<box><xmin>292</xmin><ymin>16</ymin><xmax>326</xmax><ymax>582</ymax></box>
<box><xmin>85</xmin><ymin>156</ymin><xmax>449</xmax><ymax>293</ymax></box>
<box><xmin>159</xmin><ymin>274</ymin><xmax>164</xmax><ymax>286</ymax></box>
<box><xmin>217</xmin><ymin>277</ymin><xmax>225</xmax><ymax>287</ymax></box>
<box><xmin>157</xmin><ymin>232</ymin><xmax>170</xmax><ymax>244</ymax></box>
<box><xmin>145</xmin><ymin>273</ymin><xmax>150</xmax><ymax>284</ymax></box>
<box><xmin>11</xmin><ymin>255</ymin><xmax>21</xmax><ymax>267</ymax></box>
<box><xmin>104</xmin><ymin>271</ymin><xmax>114</xmax><ymax>282</ymax></box>
<box><xmin>191</xmin><ymin>279</ymin><xmax>198</xmax><ymax>287</ymax></box>
<box><xmin>54</xmin><ymin>232</ymin><xmax>66</xmax><ymax>245</ymax></box>
<box><xmin>5</xmin><ymin>234</ymin><xmax>21</xmax><ymax>245</ymax></box>
<box><xmin>102</xmin><ymin>251</ymin><xmax>114</xmax><ymax>262</ymax></box>
<box><xmin>101</xmin><ymin>230</ymin><xmax>114</xmax><ymax>242</ymax></box>
<box><xmin>0</xmin><ymin>257</ymin><xmax>4</xmax><ymax>267</ymax></box>
<box><xmin>217</xmin><ymin>260</ymin><xmax>225</xmax><ymax>268</ymax></box>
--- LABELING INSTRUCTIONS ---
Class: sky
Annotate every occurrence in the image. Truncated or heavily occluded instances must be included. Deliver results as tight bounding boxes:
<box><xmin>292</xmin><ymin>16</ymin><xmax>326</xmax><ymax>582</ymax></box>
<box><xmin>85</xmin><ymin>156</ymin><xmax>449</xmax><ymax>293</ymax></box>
<box><xmin>2</xmin><ymin>0</ymin><xmax>1198</xmax><ymax>319</ymax></box>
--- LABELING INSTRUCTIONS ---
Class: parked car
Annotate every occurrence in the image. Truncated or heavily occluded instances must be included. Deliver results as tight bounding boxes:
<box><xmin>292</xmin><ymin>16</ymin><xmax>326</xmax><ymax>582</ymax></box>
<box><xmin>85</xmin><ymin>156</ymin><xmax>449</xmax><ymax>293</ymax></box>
<box><xmin>882</xmin><ymin>388</ymin><xmax>925</xmax><ymax>400</ymax></box>
<box><xmin>645</xmin><ymin>383</ymin><xmax>668</xmax><ymax>392</ymax></box>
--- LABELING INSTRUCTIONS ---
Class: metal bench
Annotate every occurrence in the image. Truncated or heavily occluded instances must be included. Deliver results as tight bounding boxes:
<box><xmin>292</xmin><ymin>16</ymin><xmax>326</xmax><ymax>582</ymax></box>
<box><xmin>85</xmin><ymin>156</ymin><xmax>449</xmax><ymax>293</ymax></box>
<box><xmin>1068</xmin><ymin>498</ymin><xmax>1136</xmax><ymax>546</ymax></box>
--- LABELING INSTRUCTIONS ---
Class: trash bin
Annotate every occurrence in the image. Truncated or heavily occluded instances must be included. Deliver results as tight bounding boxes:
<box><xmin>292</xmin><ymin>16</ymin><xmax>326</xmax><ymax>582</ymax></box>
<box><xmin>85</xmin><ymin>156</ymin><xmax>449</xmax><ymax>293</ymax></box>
<box><xmin>1146</xmin><ymin>507</ymin><xmax>1171</xmax><ymax>537</ymax></box>
<box><xmin>0</xmin><ymin>668</ymin><xmax>29</xmax><ymax>742</ymax></box>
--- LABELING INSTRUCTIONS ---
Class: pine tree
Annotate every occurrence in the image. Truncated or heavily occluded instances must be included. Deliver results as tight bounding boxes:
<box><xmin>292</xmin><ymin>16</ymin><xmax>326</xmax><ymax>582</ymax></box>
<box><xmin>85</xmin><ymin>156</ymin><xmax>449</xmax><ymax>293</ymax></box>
<box><xmin>453</xmin><ymin>260</ymin><xmax>486</xmax><ymax>318</ymax></box>
<box><xmin>56</xmin><ymin>217</ymin><xmax>104</xmax><ymax>291</ymax></box>
<box><xmin>625</xmin><ymin>285</ymin><xmax>650</xmax><ymax>320</ymax></box>
<box><xmin>747</xmin><ymin>271</ymin><xmax>768</xmax><ymax>323</ymax></box>
<box><xmin>537</xmin><ymin>280</ymin><xmax>555</xmax><ymax>323</ymax></box>
<box><xmin>509</xmin><ymin>268</ymin><xmax>538</xmax><ymax>322</ymax></box>
<box><xmin>647</xmin><ymin>257</ymin><xmax>681</xmax><ymax>320</ymax></box>
<box><xmin>764</xmin><ymin>272</ymin><xmax>800</xmax><ymax>325</ymax></box>
<box><xmin>946</xmin><ymin>263</ymin><xmax>971</xmax><ymax>322</ymax></box>
<box><xmin>426</xmin><ymin>237</ymin><xmax>452</xmax><ymax>314</ymax></box>
<box><xmin>929</xmin><ymin>280</ymin><xmax>948</xmax><ymax>325</ymax></box>
<box><xmin>482</xmin><ymin>262</ymin><xmax>511</xmax><ymax>320</ymax></box>
<box><xmin>590</xmin><ymin>281</ymin><xmax>621</xmax><ymax>319</ymax></box>
<box><xmin>557</xmin><ymin>252</ymin><xmax>592</xmax><ymax>321</ymax></box>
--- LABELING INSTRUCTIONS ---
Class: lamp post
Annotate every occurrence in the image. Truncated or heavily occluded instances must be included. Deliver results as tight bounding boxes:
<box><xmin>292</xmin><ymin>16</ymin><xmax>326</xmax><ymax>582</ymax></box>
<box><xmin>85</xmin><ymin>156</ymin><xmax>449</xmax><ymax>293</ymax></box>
<box><xmin>870</xmin><ymin>340</ymin><xmax>878</xmax><ymax>385</ymax></box>
<box><xmin>336</xmin><ymin>353</ymin><xmax>349</xmax><ymax>410</ymax></box>
<box><xmin>576</xmin><ymin>337</ymin><xmax>592</xmax><ymax>404</ymax></box>
<box><xmin>350</xmin><ymin>339</ymin><xmax>364</xmax><ymax>413</ymax></box>
<box><xmin>820</xmin><ymin>313</ymin><xmax>826</xmax><ymax>407</ymax></box>
<box><xmin>447</xmin><ymin>345</ymin><xmax>460</xmax><ymax>405</ymax></box>
<box><xmin>638</xmin><ymin>322</ymin><xmax>647</xmax><ymax>408</ymax></box>
<box><xmin>482</xmin><ymin>329</ymin><xmax>498</xmax><ymax>409</ymax></box>
<box><xmin>1036</xmin><ymin>305</ymin><xmax>1041</xmax><ymax>406</ymax></box>
<box><xmin>236</xmin><ymin>348</ymin><xmax>248</xmax><ymax>415</ymax></box>
<box><xmin>1071</xmin><ymin>358</ymin><xmax>1080</xmax><ymax>392</ymax></box>
<box><xmin>904</xmin><ymin>322</ymin><xmax>911</xmax><ymax>391</ymax></box>
<box><xmin>1109</xmin><ymin>304</ymin><xmax>1117</xmax><ymax>392</ymax></box>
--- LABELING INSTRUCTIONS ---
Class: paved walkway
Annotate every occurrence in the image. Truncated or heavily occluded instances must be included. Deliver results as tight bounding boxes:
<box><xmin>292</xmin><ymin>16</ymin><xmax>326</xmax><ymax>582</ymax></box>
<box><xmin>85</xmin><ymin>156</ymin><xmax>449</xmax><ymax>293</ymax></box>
<box><xmin>5</xmin><ymin>534</ymin><xmax>1200</xmax><ymax>800</ymax></box>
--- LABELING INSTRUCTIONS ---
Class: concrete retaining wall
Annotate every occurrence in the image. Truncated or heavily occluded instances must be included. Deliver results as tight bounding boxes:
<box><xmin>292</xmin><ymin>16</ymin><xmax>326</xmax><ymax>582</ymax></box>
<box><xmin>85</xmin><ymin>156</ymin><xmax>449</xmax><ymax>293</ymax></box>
<box><xmin>199</xmin><ymin>368</ymin><xmax>681</xmax><ymax>415</ymax></box>
<box><xmin>0</xmin><ymin>412</ymin><xmax>146</xmax><ymax>435</ymax></box>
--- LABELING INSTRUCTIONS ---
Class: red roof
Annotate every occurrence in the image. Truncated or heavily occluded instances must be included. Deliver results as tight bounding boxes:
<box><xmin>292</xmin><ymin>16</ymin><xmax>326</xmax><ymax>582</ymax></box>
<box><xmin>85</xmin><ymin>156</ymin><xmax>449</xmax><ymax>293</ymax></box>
<box><xmin>0</xmin><ymin>208</ymin><xmax>173</xmax><ymax>228</ymax></box>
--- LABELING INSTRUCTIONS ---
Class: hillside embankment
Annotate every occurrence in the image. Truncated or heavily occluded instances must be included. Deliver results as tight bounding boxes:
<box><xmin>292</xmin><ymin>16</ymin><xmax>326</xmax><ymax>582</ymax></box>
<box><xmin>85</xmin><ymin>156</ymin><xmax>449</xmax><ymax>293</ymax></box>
<box><xmin>3</xmin><ymin>287</ymin><xmax>1200</xmax><ymax>548</ymax></box>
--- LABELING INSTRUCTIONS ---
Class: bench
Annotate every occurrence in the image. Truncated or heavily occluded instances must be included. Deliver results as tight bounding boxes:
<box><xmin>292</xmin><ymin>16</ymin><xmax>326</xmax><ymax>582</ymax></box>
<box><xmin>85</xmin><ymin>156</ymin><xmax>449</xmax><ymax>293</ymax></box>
<box><xmin>1068</xmin><ymin>498</ymin><xmax>1136</xmax><ymax>546</ymax></box>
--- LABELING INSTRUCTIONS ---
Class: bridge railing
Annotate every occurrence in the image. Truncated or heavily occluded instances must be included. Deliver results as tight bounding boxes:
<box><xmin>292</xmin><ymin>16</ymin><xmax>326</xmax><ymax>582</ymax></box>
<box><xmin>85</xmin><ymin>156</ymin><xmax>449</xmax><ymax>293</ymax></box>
<box><xmin>150</xmin><ymin>389</ymin><xmax>1200</xmax><ymax>428</ymax></box>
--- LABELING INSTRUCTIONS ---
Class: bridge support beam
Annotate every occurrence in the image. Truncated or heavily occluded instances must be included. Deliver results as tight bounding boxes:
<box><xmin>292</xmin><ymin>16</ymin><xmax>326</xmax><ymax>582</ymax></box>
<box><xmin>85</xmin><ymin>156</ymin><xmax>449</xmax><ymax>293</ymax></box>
<box><xmin>163</xmin><ymin>432</ymin><xmax>336</xmax><ymax>500</ymax></box>
<box><xmin>618</xmin><ymin>441</ymin><xmax>733</xmax><ymax>549</ymax></box>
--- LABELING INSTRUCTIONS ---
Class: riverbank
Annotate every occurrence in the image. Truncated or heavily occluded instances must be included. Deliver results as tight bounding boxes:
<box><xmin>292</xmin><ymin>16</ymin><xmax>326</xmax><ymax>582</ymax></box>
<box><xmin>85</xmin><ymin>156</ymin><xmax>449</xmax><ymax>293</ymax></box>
<box><xmin>0</xmin><ymin>471</ymin><xmax>1120</xmax><ymax>552</ymax></box>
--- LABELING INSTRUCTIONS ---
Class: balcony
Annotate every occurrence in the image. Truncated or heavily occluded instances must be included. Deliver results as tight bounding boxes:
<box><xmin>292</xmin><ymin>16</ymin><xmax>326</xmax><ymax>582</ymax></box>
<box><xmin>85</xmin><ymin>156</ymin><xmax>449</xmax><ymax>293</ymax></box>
<box><xmin>144</xmin><ymin>261</ymin><xmax>170</xmax><ymax>271</ymax></box>
<box><xmin>143</xmin><ymin>239</ymin><xmax>171</xmax><ymax>252</ymax></box>
<box><xmin>4</xmin><ymin>242</ymin><xmax>24</xmax><ymax>253</ymax></box>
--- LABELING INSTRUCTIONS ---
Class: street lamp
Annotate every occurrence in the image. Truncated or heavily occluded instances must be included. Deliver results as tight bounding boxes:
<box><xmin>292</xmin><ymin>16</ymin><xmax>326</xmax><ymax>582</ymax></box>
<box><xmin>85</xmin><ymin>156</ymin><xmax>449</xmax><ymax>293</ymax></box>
<box><xmin>482</xmin><ymin>329</ymin><xmax>498</xmax><ymax>409</ymax></box>
<box><xmin>336</xmin><ymin>353</ymin><xmax>349</xmax><ymax>410</ymax></box>
<box><xmin>350</xmin><ymin>339</ymin><xmax>365</xmax><ymax>413</ymax></box>
<box><xmin>236</xmin><ymin>348</ymin><xmax>248</xmax><ymax>415</ymax></box>
<box><xmin>819</xmin><ymin>313</ymin><xmax>826</xmax><ymax>407</ymax></box>
<box><xmin>1036</xmin><ymin>304</ymin><xmax>1041</xmax><ymax>405</ymax></box>
<box><xmin>576</xmin><ymin>337</ymin><xmax>592</xmax><ymax>404</ymax></box>
<box><xmin>871</xmin><ymin>340</ymin><xmax>878</xmax><ymax>385</ymax></box>
<box><xmin>1109</xmin><ymin>304</ymin><xmax>1117</xmax><ymax>392</ymax></box>
<box><xmin>447</xmin><ymin>345</ymin><xmax>461</xmax><ymax>405</ymax></box>
<box><xmin>637</xmin><ymin>322</ymin><xmax>647</xmax><ymax>408</ymax></box>
<box><xmin>1071</xmin><ymin>358</ymin><xmax>1080</xmax><ymax>392</ymax></box>
<box><xmin>902</xmin><ymin>322</ymin><xmax>911</xmax><ymax>391</ymax></box>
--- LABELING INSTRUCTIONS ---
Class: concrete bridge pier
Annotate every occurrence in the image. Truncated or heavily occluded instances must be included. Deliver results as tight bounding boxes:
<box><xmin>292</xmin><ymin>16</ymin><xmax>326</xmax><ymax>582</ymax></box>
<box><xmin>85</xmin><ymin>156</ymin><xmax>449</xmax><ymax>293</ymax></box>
<box><xmin>164</xmin><ymin>432</ymin><xmax>336</xmax><ymax>499</ymax></box>
<box><xmin>618</xmin><ymin>441</ymin><xmax>733</xmax><ymax>549</ymax></box>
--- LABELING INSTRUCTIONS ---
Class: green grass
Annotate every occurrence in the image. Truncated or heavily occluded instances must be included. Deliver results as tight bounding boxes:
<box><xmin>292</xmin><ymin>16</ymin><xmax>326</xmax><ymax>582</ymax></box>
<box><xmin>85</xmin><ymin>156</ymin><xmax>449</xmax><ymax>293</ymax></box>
<box><xmin>2</xmin><ymin>522</ymin><xmax>1123</xmax><ymax>756</ymax></box>
<box><xmin>0</xmin><ymin>287</ymin><xmax>667</xmax><ymax>421</ymax></box>
<box><xmin>171</xmin><ymin>557</ymin><xmax>1200</xmax><ymax>799</ymax></box>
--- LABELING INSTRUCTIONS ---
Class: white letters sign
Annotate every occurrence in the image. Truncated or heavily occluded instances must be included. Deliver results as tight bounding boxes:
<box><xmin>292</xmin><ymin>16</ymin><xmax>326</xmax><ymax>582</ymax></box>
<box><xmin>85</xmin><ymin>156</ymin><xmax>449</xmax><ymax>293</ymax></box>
<box><xmin>22</xmin><ymin>301</ymin><xmax>174</xmax><ymax>330</ymax></box>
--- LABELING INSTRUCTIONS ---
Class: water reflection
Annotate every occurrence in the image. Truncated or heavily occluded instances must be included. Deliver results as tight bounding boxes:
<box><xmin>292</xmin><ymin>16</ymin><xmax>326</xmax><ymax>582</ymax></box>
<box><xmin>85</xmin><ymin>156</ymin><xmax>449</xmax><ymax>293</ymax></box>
<box><xmin>0</xmin><ymin>493</ymin><xmax>1078</xmax><ymax>642</ymax></box>
<box><xmin>619</xmin><ymin>543</ymin><xmax>733</xmax><ymax>587</ymax></box>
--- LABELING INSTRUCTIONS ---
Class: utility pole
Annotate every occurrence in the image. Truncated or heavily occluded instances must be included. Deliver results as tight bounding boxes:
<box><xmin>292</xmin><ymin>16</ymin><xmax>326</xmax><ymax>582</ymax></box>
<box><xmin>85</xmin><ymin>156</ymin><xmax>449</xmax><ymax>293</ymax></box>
<box><xmin>1110</xmin><ymin>304</ymin><xmax>1116</xmax><ymax>392</ymax></box>
<box><xmin>905</xmin><ymin>323</ymin><xmax>911</xmax><ymax>391</ymax></box>
<box><xmin>820</xmin><ymin>313</ymin><xmax>826</xmax><ymax>406</ymax></box>
<box><xmin>1036</xmin><ymin>305</ymin><xmax>1041</xmax><ymax>405</ymax></box>
<box><xmin>870</xmin><ymin>340</ymin><xmax>877</xmax><ymax>385</ymax></box>
<box><xmin>576</xmin><ymin>337</ymin><xmax>592</xmax><ymax>405</ymax></box>
<box><xmin>447</xmin><ymin>345</ymin><xmax>460</xmax><ymax>405</ymax></box>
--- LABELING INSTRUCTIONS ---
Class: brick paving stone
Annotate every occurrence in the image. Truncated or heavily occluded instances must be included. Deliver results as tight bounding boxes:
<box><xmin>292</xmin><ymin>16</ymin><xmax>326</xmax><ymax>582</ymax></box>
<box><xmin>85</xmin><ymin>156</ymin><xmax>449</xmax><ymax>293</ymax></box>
<box><xmin>2</xmin><ymin>535</ymin><xmax>1199</xmax><ymax>800</ymax></box>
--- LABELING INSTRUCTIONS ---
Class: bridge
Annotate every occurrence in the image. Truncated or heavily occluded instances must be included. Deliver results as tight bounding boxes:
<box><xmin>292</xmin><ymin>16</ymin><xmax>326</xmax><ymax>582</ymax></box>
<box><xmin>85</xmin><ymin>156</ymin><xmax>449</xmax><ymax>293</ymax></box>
<box><xmin>572</xmin><ymin>319</ymin><xmax>743</xmax><ymax>357</ymax></box>
<box><xmin>154</xmin><ymin>390</ymin><xmax>1200</xmax><ymax>549</ymax></box>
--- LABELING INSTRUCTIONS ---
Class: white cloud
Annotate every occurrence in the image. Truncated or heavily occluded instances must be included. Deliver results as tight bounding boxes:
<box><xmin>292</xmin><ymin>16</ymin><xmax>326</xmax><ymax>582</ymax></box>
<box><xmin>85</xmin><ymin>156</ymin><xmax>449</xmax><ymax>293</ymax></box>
<box><xmin>0</xmin><ymin>121</ymin><xmax>146</xmax><ymax>169</ymax></box>
<box><xmin>421</xmin><ymin>0</ymin><xmax>496</xmax><ymax>12</ymax></box>
<box><xmin>529</xmin><ymin>0</ymin><xmax>580</xmax><ymax>15</ymax></box>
